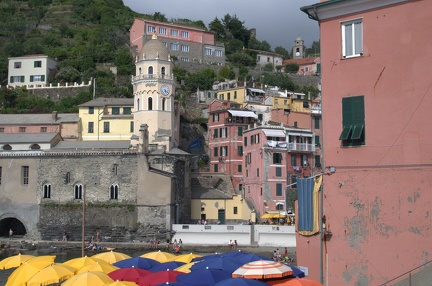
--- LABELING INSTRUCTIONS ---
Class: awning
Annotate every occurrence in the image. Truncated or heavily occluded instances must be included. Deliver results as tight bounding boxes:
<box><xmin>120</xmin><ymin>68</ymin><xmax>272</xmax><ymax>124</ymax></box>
<box><xmin>247</xmin><ymin>88</ymin><xmax>265</xmax><ymax>94</ymax></box>
<box><xmin>287</xmin><ymin>132</ymin><xmax>313</xmax><ymax>137</ymax></box>
<box><xmin>228</xmin><ymin>110</ymin><xmax>258</xmax><ymax>118</ymax></box>
<box><xmin>261</xmin><ymin>213</ymin><xmax>287</xmax><ymax>219</ymax></box>
<box><xmin>263</xmin><ymin>129</ymin><xmax>285</xmax><ymax>137</ymax></box>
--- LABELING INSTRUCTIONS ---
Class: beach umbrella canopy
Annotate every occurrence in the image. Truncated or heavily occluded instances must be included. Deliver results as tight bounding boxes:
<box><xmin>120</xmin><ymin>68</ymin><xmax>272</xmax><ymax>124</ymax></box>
<box><xmin>108</xmin><ymin>267</ymin><xmax>151</xmax><ymax>283</ymax></box>
<box><xmin>26</xmin><ymin>263</ymin><xmax>76</xmax><ymax>286</ymax></box>
<box><xmin>232</xmin><ymin>260</ymin><xmax>293</xmax><ymax>279</ymax></box>
<box><xmin>229</xmin><ymin>253</ymin><xmax>273</xmax><ymax>264</ymax></box>
<box><xmin>191</xmin><ymin>257</ymin><xmax>243</xmax><ymax>273</ymax></box>
<box><xmin>169</xmin><ymin>253</ymin><xmax>202</xmax><ymax>263</ymax></box>
<box><xmin>104</xmin><ymin>281</ymin><xmax>138</xmax><ymax>286</ymax></box>
<box><xmin>266</xmin><ymin>277</ymin><xmax>324</xmax><ymax>286</ymax></box>
<box><xmin>191</xmin><ymin>252</ymin><xmax>225</xmax><ymax>262</ymax></box>
<box><xmin>93</xmin><ymin>251</ymin><xmax>132</xmax><ymax>264</ymax></box>
<box><xmin>114</xmin><ymin>256</ymin><xmax>161</xmax><ymax>270</ymax></box>
<box><xmin>77</xmin><ymin>261</ymin><xmax>119</xmax><ymax>274</ymax></box>
<box><xmin>138</xmin><ymin>269</ymin><xmax>183</xmax><ymax>286</ymax></box>
<box><xmin>215</xmin><ymin>277</ymin><xmax>270</xmax><ymax>286</ymax></box>
<box><xmin>176</xmin><ymin>268</ymin><xmax>232</xmax><ymax>285</ymax></box>
<box><xmin>149</xmin><ymin>261</ymin><xmax>186</xmax><ymax>272</ymax></box>
<box><xmin>5</xmin><ymin>256</ymin><xmax>56</xmax><ymax>286</ymax></box>
<box><xmin>0</xmin><ymin>253</ymin><xmax>35</xmax><ymax>270</ymax></box>
<box><xmin>64</xmin><ymin>256</ymin><xmax>109</xmax><ymax>269</ymax></box>
<box><xmin>62</xmin><ymin>270</ymin><xmax>114</xmax><ymax>286</ymax></box>
<box><xmin>141</xmin><ymin>251</ymin><xmax>176</xmax><ymax>263</ymax></box>
<box><xmin>284</xmin><ymin>265</ymin><xmax>305</xmax><ymax>278</ymax></box>
<box><xmin>155</xmin><ymin>283</ymin><xmax>187</xmax><ymax>286</ymax></box>
<box><xmin>174</xmin><ymin>262</ymin><xmax>196</xmax><ymax>273</ymax></box>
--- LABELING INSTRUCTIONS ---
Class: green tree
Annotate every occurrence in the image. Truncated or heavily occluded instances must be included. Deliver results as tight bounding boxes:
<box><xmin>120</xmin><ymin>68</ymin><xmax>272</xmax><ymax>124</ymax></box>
<box><xmin>185</xmin><ymin>68</ymin><xmax>216</xmax><ymax>91</ymax></box>
<box><xmin>224</xmin><ymin>38</ymin><xmax>244</xmax><ymax>55</ymax></box>
<box><xmin>275</xmin><ymin>46</ymin><xmax>290</xmax><ymax>59</ymax></box>
<box><xmin>227</xmin><ymin>51</ymin><xmax>255</xmax><ymax>67</ymax></box>
<box><xmin>209</xmin><ymin>17</ymin><xmax>226</xmax><ymax>40</ymax></box>
<box><xmin>284</xmin><ymin>63</ymin><xmax>300</xmax><ymax>73</ymax></box>
<box><xmin>248</xmin><ymin>37</ymin><xmax>271</xmax><ymax>51</ymax></box>
<box><xmin>153</xmin><ymin>12</ymin><xmax>167</xmax><ymax>22</ymax></box>
<box><xmin>306</xmin><ymin>40</ymin><xmax>320</xmax><ymax>57</ymax></box>
<box><xmin>217</xmin><ymin>66</ymin><xmax>236</xmax><ymax>81</ymax></box>
<box><xmin>262</xmin><ymin>73</ymin><xmax>295</xmax><ymax>90</ymax></box>
<box><xmin>263</xmin><ymin>63</ymin><xmax>274</xmax><ymax>72</ymax></box>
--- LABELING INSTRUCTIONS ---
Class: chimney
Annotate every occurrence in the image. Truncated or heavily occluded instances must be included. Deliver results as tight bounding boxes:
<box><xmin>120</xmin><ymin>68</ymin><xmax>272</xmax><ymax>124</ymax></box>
<box><xmin>139</xmin><ymin>124</ymin><xmax>149</xmax><ymax>153</ymax></box>
<box><xmin>52</xmin><ymin>111</ymin><xmax>58</xmax><ymax>121</ymax></box>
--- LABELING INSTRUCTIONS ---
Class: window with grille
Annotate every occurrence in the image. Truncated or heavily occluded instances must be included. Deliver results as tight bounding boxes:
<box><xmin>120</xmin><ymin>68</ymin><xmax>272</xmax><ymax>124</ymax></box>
<box><xmin>74</xmin><ymin>184</ymin><xmax>83</xmax><ymax>199</ymax></box>
<box><xmin>22</xmin><ymin>166</ymin><xmax>29</xmax><ymax>185</ymax></box>
<box><xmin>110</xmin><ymin>184</ymin><xmax>119</xmax><ymax>200</ymax></box>
<box><xmin>43</xmin><ymin>184</ymin><xmax>51</xmax><ymax>198</ymax></box>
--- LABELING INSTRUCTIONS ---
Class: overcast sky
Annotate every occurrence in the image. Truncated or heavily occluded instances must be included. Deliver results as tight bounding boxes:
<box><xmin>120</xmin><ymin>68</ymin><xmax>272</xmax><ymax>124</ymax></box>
<box><xmin>122</xmin><ymin>0</ymin><xmax>320</xmax><ymax>52</ymax></box>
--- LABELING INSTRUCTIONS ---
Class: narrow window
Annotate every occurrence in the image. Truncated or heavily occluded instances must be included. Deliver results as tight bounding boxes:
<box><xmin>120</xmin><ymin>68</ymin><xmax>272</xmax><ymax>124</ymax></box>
<box><xmin>130</xmin><ymin>121</ymin><xmax>134</xmax><ymax>133</ymax></box>
<box><xmin>0</xmin><ymin>166</ymin><xmax>2</xmax><ymax>185</ymax></box>
<box><xmin>162</xmin><ymin>98</ymin><xmax>166</xmax><ymax>111</ymax></box>
<box><xmin>214</xmin><ymin>164</ymin><xmax>218</xmax><ymax>172</ymax></box>
<box><xmin>148</xmin><ymin>66</ymin><xmax>153</xmax><ymax>75</ymax></box>
<box><xmin>340</xmin><ymin>96</ymin><xmax>365</xmax><ymax>146</ymax></box>
<box><xmin>237</xmin><ymin>146</ymin><xmax>243</xmax><ymax>156</ymax></box>
<box><xmin>291</xmin><ymin>154</ymin><xmax>297</xmax><ymax>166</ymax></box>
<box><xmin>148</xmin><ymin>97</ymin><xmax>153</xmax><ymax>110</ymax></box>
<box><xmin>233</xmin><ymin>207</ymin><xmax>238</xmax><ymax>215</ymax></box>
<box><xmin>89</xmin><ymin>107</ymin><xmax>94</xmax><ymax>114</ymax></box>
<box><xmin>238</xmin><ymin>165</ymin><xmax>242</xmax><ymax>173</ymax></box>
<box><xmin>103</xmin><ymin>122</ymin><xmax>110</xmax><ymax>133</ymax></box>
<box><xmin>110</xmin><ymin>184</ymin><xmax>119</xmax><ymax>200</ymax></box>
<box><xmin>273</xmin><ymin>153</ymin><xmax>282</xmax><ymax>164</ymax></box>
<box><xmin>213</xmin><ymin>147</ymin><xmax>218</xmax><ymax>157</ymax></box>
<box><xmin>88</xmin><ymin>122</ymin><xmax>94</xmax><ymax>133</ymax></box>
<box><xmin>342</xmin><ymin>19</ymin><xmax>363</xmax><ymax>58</ymax></box>
<box><xmin>276</xmin><ymin>183</ymin><xmax>283</xmax><ymax>196</ymax></box>
<box><xmin>238</xmin><ymin>126</ymin><xmax>243</xmax><ymax>136</ymax></box>
<box><xmin>276</xmin><ymin>167</ymin><xmax>282</xmax><ymax>177</ymax></box>
<box><xmin>43</xmin><ymin>184</ymin><xmax>51</xmax><ymax>198</ymax></box>
<box><xmin>74</xmin><ymin>184</ymin><xmax>83</xmax><ymax>199</ymax></box>
<box><xmin>314</xmin><ymin>117</ymin><xmax>320</xmax><ymax>129</ymax></box>
<box><xmin>22</xmin><ymin>166</ymin><xmax>29</xmax><ymax>185</ymax></box>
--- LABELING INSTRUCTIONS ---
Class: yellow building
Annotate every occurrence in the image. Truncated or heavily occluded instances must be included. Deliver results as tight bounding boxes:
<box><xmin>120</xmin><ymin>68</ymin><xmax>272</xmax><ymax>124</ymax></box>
<box><xmin>289</xmin><ymin>92</ymin><xmax>312</xmax><ymax>113</ymax></box>
<box><xmin>191</xmin><ymin>173</ymin><xmax>254</xmax><ymax>224</ymax></box>
<box><xmin>78</xmin><ymin>98</ymin><xmax>134</xmax><ymax>141</ymax></box>
<box><xmin>217</xmin><ymin>86</ymin><xmax>266</xmax><ymax>107</ymax></box>
<box><xmin>272</xmin><ymin>95</ymin><xmax>291</xmax><ymax>110</ymax></box>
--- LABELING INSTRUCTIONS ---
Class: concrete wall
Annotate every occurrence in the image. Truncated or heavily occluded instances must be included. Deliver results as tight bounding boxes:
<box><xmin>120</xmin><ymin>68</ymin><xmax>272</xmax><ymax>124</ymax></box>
<box><xmin>172</xmin><ymin>224</ymin><xmax>296</xmax><ymax>247</ymax></box>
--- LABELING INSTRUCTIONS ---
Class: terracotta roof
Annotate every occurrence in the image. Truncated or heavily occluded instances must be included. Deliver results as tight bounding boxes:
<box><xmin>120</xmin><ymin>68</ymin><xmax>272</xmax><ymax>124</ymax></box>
<box><xmin>283</xmin><ymin>57</ymin><xmax>319</xmax><ymax>66</ymax></box>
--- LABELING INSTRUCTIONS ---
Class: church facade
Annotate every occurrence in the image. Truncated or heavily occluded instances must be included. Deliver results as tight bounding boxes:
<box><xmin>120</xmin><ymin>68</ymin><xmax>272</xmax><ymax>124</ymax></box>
<box><xmin>0</xmin><ymin>35</ymin><xmax>191</xmax><ymax>242</ymax></box>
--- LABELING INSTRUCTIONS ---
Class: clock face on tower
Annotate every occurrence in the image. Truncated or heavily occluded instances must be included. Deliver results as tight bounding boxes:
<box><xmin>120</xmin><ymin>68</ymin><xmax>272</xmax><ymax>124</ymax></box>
<box><xmin>160</xmin><ymin>85</ymin><xmax>170</xmax><ymax>96</ymax></box>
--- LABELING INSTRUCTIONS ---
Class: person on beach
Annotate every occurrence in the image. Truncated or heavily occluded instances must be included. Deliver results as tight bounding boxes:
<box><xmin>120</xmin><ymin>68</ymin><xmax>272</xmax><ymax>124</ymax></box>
<box><xmin>9</xmin><ymin>229</ymin><xmax>13</xmax><ymax>239</ymax></box>
<box><xmin>62</xmin><ymin>231</ymin><xmax>67</xmax><ymax>241</ymax></box>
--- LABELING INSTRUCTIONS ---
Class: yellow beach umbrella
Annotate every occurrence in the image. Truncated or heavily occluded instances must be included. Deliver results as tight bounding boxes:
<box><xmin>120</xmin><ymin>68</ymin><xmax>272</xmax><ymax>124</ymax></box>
<box><xmin>26</xmin><ymin>263</ymin><xmax>76</xmax><ymax>286</ymax></box>
<box><xmin>62</xmin><ymin>271</ymin><xmax>114</xmax><ymax>286</ymax></box>
<box><xmin>5</xmin><ymin>257</ymin><xmax>55</xmax><ymax>286</ymax></box>
<box><xmin>174</xmin><ymin>261</ymin><xmax>197</xmax><ymax>273</ymax></box>
<box><xmin>77</xmin><ymin>261</ymin><xmax>119</xmax><ymax>274</ymax></box>
<box><xmin>141</xmin><ymin>250</ymin><xmax>176</xmax><ymax>263</ymax></box>
<box><xmin>169</xmin><ymin>253</ymin><xmax>202</xmax><ymax>263</ymax></box>
<box><xmin>104</xmin><ymin>281</ymin><xmax>138</xmax><ymax>286</ymax></box>
<box><xmin>64</xmin><ymin>256</ymin><xmax>109</xmax><ymax>269</ymax></box>
<box><xmin>92</xmin><ymin>251</ymin><xmax>131</xmax><ymax>265</ymax></box>
<box><xmin>0</xmin><ymin>253</ymin><xmax>35</xmax><ymax>270</ymax></box>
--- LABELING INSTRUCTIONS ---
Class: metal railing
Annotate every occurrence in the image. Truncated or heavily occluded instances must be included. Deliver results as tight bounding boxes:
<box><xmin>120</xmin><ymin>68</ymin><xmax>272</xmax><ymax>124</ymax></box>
<box><xmin>380</xmin><ymin>260</ymin><xmax>432</xmax><ymax>286</ymax></box>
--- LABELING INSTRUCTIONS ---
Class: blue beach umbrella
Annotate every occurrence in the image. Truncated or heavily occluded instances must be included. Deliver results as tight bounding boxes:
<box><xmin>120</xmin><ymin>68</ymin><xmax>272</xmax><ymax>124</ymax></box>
<box><xmin>190</xmin><ymin>257</ymin><xmax>243</xmax><ymax>273</ymax></box>
<box><xmin>285</xmin><ymin>264</ymin><xmax>305</xmax><ymax>278</ymax></box>
<box><xmin>150</xmin><ymin>261</ymin><xmax>186</xmax><ymax>272</ymax></box>
<box><xmin>177</xmin><ymin>268</ymin><xmax>232</xmax><ymax>285</ymax></box>
<box><xmin>215</xmin><ymin>277</ymin><xmax>269</xmax><ymax>286</ymax></box>
<box><xmin>229</xmin><ymin>253</ymin><xmax>273</xmax><ymax>264</ymax></box>
<box><xmin>113</xmin><ymin>256</ymin><xmax>161</xmax><ymax>270</ymax></box>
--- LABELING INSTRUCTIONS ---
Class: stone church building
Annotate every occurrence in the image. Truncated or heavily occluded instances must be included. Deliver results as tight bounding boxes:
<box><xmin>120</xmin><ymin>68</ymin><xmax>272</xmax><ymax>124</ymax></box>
<box><xmin>0</xmin><ymin>35</ymin><xmax>191</xmax><ymax>242</ymax></box>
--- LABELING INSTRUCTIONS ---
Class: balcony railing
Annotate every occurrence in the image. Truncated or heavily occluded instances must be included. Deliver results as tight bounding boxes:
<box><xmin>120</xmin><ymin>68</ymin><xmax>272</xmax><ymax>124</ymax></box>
<box><xmin>266</xmin><ymin>140</ymin><xmax>315</xmax><ymax>152</ymax></box>
<box><xmin>131</xmin><ymin>74</ymin><xmax>174</xmax><ymax>81</ymax></box>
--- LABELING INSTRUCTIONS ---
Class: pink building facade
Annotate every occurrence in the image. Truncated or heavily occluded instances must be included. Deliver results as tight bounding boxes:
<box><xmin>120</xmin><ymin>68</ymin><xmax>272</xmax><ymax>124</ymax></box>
<box><xmin>300</xmin><ymin>0</ymin><xmax>432</xmax><ymax>285</ymax></box>
<box><xmin>208</xmin><ymin>100</ymin><xmax>258</xmax><ymax>192</ymax></box>
<box><xmin>243</xmin><ymin>125</ymin><xmax>316</xmax><ymax>217</ymax></box>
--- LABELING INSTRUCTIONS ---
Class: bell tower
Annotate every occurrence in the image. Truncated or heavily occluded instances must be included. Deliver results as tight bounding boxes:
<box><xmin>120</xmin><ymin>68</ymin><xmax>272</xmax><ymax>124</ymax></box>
<box><xmin>131</xmin><ymin>35</ymin><xmax>179</xmax><ymax>151</ymax></box>
<box><xmin>292</xmin><ymin>36</ymin><xmax>305</xmax><ymax>59</ymax></box>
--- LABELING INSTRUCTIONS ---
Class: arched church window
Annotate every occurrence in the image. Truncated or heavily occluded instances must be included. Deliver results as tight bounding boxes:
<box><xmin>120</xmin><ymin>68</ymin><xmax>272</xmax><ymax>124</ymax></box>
<box><xmin>3</xmin><ymin>144</ymin><xmax>12</xmax><ymax>150</ymax></box>
<box><xmin>74</xmin><ymin>184</ymin><xmax>83</xmax><ymax>199</ymax></box>
<box><xmin>110</xmin><ymin>184</ymin><xmax>119</xmax><ymax>200</ymax></box>
<box><xmin>161</xmin><ymin>67</ymin><xmax>166</xmax><ymax>78</ymax></box>
<box><xmin>148</xmin><ymin>66</ymin><xmax>153</xmax><ymax>78</ymax></box>
<box><xmin>148</xmin><ymin>97</ymin><xmax>153</xmax><ymax>110</ymax></box>
<box><xmin>43</xmin><ymin>183</ymin><xmax>51</xmax><ymax>198</ymax></box>
<box><xmin>30</xmin><ymin>144</ymin><xmax>40</xmax><ymax>150</ymax></box>
<box><xmin>162</xmin><ymin>98</ymin><xmax>166</xmax><ymax>111</ymax></box>
<box><xmin>137</xmin><ymin>98</ymin><xmax>140</xmax><ymax>111</ymax></box>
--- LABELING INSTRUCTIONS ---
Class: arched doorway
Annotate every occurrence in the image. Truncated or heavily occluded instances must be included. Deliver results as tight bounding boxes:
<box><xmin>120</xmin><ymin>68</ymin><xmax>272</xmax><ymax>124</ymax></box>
<box><xmin>0</xmin><ymin>217</ymin><xmax>27</xmax><ymax>237</ymax></box>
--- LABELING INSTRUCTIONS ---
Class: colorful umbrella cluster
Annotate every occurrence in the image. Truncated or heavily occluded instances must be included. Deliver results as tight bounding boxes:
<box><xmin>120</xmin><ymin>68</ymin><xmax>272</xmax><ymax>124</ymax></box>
<box><xmin>0</xmin><ymin>249</ymin><xmax>321</xmax><ymax>286</ymax></box>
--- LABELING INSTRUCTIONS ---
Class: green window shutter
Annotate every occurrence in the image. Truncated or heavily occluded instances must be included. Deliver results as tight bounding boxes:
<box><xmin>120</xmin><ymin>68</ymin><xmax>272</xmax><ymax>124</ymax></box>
<box><xmin>276</xmin><ymin>167</ymin><xmax>282</xmax><ymax>177</ymax></box>
<box><xmin>234</xmin><ymin>91</ymin><xmax>237</xmax><ymax>99</ymax></box>
<box><xmin>238</xmin><ymin>126</ymin><xmax>243</xmax><ymax>136</ymax></box>
<box><xmin>30</xmin><ymin>76</ymin><xmax>34</xmax><ymax>82</ymax></box>
<box><xmin>291</xmin><ymin>154</ymin><xmax>297</xmax><ymax>166</ymax></box>
<box><xmin>41</xmin><ymin>75</ymin><xmax>45</xmax><ymax>81</ymax></box>
<box><xmin>244</xmin><ymin>137</ymin><xmax>247</xmax><ymax>146</ymax></box>
<box><xmin>213</xmin><ymin>128</ymin><xmax>218</xmax><ymax>138</ymax></box>
<box><xmin>276</xmin><ymin>184</ymin><xmax>282</xmax><ymax>196</ymax></box>
<box><xmin>10</xmin><ymin>76</ymin><xmax>13</xmax><ymax>83</ymax></box>
<box><xmin>339</xmin><ymin>125</ymin><xmax>352</xmax><ymax>140</ymax></box>
<box><xmin>314</xmin><ymin>117</ymin><xmax>320</xmax><ymax>129</ymax></box>
<box><xmin>214</xmin><ymin>164</ymin><xmax>218</xmax><ymax>172</ymax></box>
<box><xmin>208</xmin><ymin>92</ymin><xmax>211</xmax><ymax>98</ymax></box>
<box><xmin>316</xmin><ymin>63</ymin><xmax>321</xmax><ymax>73</ymax></box>
<box><xmin>238</xmin><ymin>165</ymin><xmax>242</xmax><ymax>172</ymax></box>
<box><xmin>351</xmin><ymin>124</ymin><xmax>364</xmax><ymax>140</ymax></box>
<box><xmin>238</xmin><ymin>146</ymin><xmax>243</xmax><ymax>156</ymax></box>
<box><xmin>315</xmin><ymin>135</ymin><xmax>320</xmax><ymax>146</ymax></box>
<box><xmin>20</xmin><ymin>76</ymin><xmax>24</xmax><ymax>82</ymax></box>
<box><xmin>214</xmin><ymin>147</ymin><xmax>218</xmax><ymax>157</ymax></box>
<box><xmin>258</xmin><ymin>114</ymin><xmax>263</xmax><ymax>121</ymax></box>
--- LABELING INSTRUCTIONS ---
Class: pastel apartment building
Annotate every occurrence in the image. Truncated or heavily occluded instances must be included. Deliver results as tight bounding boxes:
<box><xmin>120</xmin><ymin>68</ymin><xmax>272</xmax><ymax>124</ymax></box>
<box><xmin>8</xmin><ymin>55</ymin><xmax>58</xmax><ymax>87</ymax></box>
<box><xmin>300</xmin><ymin>0</ymin><xmax>432</xmax><ymax>285</ymax></box>
<box><xmin>242</xmin><ymin>125</ymin><xmax>315</xmax><ymax>216</ymax></box>
<box><xmin>79</xmin><ymin>98</ymin><xmax>134</xmax><ymax>141</ymax></box>
<box><xmin>130</xmin><ymin>19</ymin><xmax>225</xmax><ymax>65</ymax></box>
<box><xmin>208</xmin><ymin>100</ymin><xmax>258</xmax><ymax>192</ymax></box>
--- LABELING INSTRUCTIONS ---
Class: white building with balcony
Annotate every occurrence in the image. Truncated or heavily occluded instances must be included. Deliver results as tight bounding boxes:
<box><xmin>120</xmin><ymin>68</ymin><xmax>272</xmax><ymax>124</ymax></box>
<box><xmin>8</xmin><ymin>55</ymin><xmax>58</xmax><ymax>87</ymax></box>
